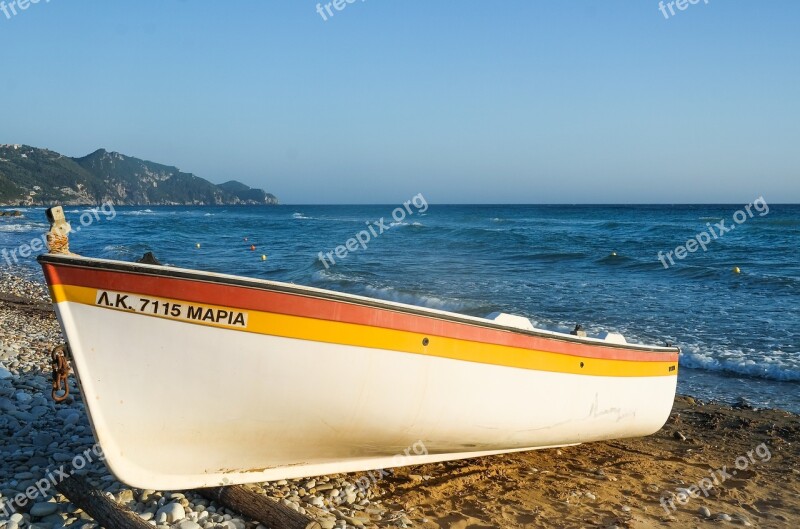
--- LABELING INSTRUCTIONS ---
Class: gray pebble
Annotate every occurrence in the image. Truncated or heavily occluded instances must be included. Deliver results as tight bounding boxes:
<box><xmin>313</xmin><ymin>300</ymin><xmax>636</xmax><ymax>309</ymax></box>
<box><xmin>174</xmin><ymin>521</ymin><xmax>201</xmax><ymax>529</ymax></box>
<box><xmin>30</xmin><ymin>501</ymin><xmax>59</xmax><ymax>517</ymax></box>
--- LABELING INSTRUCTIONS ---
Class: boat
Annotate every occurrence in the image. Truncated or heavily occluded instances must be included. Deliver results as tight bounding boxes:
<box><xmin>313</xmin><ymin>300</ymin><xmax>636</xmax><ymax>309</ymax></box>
<box><xmin>38</xmin><ymin>207</ymin><xmax>679</xmax><ymax>490</ymax></box>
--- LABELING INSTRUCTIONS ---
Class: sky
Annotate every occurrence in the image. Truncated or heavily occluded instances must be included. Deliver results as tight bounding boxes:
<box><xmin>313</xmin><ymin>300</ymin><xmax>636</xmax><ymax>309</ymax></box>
<box><xmin>0</xmin><ymin>1</ymin><xmax>798</xmax><ymax>204</ymax></box>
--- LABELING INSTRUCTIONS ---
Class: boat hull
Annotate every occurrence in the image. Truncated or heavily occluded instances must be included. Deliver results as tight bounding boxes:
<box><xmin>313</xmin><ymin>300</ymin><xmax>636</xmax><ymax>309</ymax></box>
<box><xmin>40</xmin><ymin>254</ymin><xmax>679</xmax><ymax>490</ymax></box>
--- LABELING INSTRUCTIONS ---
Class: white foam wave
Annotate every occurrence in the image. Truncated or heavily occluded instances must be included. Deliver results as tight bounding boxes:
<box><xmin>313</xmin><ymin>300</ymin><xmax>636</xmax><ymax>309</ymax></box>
<box><xmin>101</xmin><ymin>244</ymin><xmax>140</xmax><ymax>257</ymax></box>
<box><xmin>680</xmin><ymin>348</ymin><xmax>800</xmax><ymax>382</ymax></box>
<box><xmin>312</xmin><ymin>269</ymin><xmax>467</xmax><ymax>312</ymax></box>
<box><xmin>552</xmin><ymin>321</ymin><xmax>800</xmax><ymax>384</ymax></box>
<box><xmin>362</xmin><ymin>285</ymin><xmax>467</xmax><ymax>312</ymax></box>
<box><xmin>0</xmin><ymin>223</ymin><xmax>42</xmax><ymax>232</ymax></box>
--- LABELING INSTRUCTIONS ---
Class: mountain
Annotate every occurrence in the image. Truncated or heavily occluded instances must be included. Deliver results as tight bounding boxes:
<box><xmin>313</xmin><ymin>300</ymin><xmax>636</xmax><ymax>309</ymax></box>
<box><xmin>216</xmin><ymin>180</ymin><xmax>278</xmax><ymax>204</ymax></box>
<box><xmin>0</xmin><ymin>144</ymin><xmax>278</xmax><ymax>206</ymax></box>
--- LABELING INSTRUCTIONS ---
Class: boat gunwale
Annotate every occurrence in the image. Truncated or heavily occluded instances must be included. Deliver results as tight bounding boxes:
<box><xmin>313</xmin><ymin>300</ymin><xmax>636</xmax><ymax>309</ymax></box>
<box><xmin>38</xmin><ymin>253</ymin><xmax>680</xmax><ymax>355</ymax></box>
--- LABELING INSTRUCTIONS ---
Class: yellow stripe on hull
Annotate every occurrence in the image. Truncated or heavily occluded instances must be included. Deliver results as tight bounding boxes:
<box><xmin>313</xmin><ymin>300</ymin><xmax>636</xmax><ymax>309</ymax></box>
<box><xmin>52</xmin><ymin>284</ymin><xmax>677</xmax><ymax>378</ymax></box>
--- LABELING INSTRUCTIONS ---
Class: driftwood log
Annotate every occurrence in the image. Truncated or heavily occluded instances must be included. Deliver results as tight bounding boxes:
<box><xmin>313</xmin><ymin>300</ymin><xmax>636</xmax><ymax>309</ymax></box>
<box><xmin>55</xmin><ymin>474</ymin><xmax>152</xmax><ymax>529</ymax></box>
<box><xmin>196</xmin><ymin>485</ymin><xmax>321</xmax><ymax>529</ymax></box>
<box><xmin>54</xmin><ymin>474</ymin><xmax>320</xmax><ymax>529</ymax></box>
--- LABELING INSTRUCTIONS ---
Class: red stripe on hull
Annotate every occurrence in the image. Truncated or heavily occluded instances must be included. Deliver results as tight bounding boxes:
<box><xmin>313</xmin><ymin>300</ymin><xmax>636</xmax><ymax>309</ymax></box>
<box><xmin>42</xmin><ymin>263</ymin><xmax>678</xmax><ymax>363</ymax></box>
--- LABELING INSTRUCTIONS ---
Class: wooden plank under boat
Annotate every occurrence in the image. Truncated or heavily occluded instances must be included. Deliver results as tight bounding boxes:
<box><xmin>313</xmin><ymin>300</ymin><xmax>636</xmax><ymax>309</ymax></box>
<box><xmin>37</xmin><ymin>210</ymin><xmax>679</xmax><ymax>490</ymax></box>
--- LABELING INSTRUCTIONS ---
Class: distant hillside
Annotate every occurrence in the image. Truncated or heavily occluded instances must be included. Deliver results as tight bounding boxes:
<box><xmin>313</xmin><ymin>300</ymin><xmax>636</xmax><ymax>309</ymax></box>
<box><xmin>0</xmin><ymin>144</ymin><xmax>278</xmax><ymax>206</ymax></box>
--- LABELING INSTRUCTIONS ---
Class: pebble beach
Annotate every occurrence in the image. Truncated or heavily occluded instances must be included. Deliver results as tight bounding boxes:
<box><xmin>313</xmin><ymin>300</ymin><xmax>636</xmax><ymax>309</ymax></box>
<box><xmin>1</xmin><ymin>270</ymin><xmax>798</xmax><ymax>529</ymax></box>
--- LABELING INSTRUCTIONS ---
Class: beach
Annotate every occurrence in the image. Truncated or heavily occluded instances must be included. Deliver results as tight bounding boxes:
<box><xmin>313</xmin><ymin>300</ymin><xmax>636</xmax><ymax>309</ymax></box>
<box><xmin>0</xmin><ymin>269</ymin><xmax>797</xmax><ymax>529</ymax></box>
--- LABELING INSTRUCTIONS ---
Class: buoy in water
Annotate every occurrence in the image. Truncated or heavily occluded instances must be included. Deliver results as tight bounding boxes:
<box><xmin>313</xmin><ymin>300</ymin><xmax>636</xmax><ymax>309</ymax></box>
<box><xmin>195</xmin><ymin>243</ymin><xmax>201</xmax><ymax>249</ymax></box>
<box><xmin>244</xmin><ymin>237</ymin><xmax>248</xmax><ymax>241</ymax></box>
<box><xmin>261</xmin><ymin>254</ymin><xmax>267</xmax><ymax>261</ymax></box>
<box><xmin>611</xmin><ymin>252</ymin><xmax>617</xmax><ymax>257</ymax></box>
<box><xmin>733</xmin><ymin>266</ymin><xmax>741</xmax><ymax>274</ymax></box>
<box><xmin>250</xmin><ymin>244</ymin><xmax>256</xmax><ymax>251</ymax></box>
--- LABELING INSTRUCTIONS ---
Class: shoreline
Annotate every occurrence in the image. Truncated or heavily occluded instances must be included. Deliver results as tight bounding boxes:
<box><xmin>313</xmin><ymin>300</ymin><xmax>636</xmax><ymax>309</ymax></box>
<box><xmin>1</xmin><ymin>269</ymin><xmax>798</xmax><ymax>528</ymax></box>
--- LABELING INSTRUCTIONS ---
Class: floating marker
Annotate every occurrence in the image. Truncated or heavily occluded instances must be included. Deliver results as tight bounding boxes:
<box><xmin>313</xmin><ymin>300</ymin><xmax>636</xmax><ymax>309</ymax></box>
<box><xmin>611</xmin><ymin>252</ymin><xmax>617</xmax><ymax>257</ymax></box>
<box><xmin>250</xmin><ymin>245</ymin><xmax>256</xmax><ymax>251</ymax></box>
<box><xmin>195</xmin><ymin>243</ymin><xmax>201</xmax><ymax>249</ymax></box>
<box><xmin>733</xmin><ymin>266</ymin><xmax>741</xmax><ymax>274</ymax></box>
<box><xmin>261</xmin><ymin>254</ymin><xmax>267</xmax><ymax>261</ymax></box>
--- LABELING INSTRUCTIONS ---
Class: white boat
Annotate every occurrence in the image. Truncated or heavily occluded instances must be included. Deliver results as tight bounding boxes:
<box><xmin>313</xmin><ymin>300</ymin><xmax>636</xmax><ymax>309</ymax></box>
<box><xmin>38</xmin><ymin>207</ymin><xmax>679</xmax><ymax>490</ymax></box>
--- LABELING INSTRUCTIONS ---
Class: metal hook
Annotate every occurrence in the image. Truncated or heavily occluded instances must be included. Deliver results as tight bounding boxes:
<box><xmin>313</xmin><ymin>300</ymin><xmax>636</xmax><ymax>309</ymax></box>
<box><xmin>51</xmin><ymin>344</ymin><xmax>71</xmax><ymax>403</ymax></box>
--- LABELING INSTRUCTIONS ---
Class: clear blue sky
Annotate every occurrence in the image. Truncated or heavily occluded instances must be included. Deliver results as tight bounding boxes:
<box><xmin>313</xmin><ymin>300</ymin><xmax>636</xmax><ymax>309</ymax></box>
<box><xmin>1</xmin><ymin>1</ymin><xmax>798</xmax><ymax>204</ymax></box>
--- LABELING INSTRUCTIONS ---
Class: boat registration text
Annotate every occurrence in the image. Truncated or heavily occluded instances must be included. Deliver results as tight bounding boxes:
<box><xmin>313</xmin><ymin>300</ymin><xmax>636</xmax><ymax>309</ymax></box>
<box><xmin>95</xmin><ymin>290</ymin><xmax>248</xmax><ymax>328</ymax></box>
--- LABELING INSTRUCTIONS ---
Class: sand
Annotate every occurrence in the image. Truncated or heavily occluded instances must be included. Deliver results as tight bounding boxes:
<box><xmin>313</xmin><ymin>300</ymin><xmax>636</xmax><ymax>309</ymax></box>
<box><xmin>375</xmin><ymin>397</ymin><xmax>799</xmax><ymax>528</ymax></box>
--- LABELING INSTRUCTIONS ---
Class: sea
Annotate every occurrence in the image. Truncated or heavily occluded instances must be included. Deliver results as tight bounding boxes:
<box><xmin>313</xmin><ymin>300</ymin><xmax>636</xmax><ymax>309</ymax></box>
<box><xmin>1</xmin><ymin>203</ymin><xmax>798</xmax><ymax>413</ymax></box>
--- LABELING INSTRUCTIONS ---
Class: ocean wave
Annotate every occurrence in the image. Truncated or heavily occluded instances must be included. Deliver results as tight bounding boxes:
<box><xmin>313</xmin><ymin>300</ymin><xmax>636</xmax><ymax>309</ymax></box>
<box><xmin>125</xmin><ymin>209</ymin><xmax>156</xmax><ymax>216</ymax></box>
<box><xmin>680</xmin><ymin>348</ymin><xmax>800</xmax><ymax>382</ymax></box>
<box><xmin>662</xmin><ymin>266</ymin><xmax>800</xmax><ymax>291</ymax></box>
<box><xmin>622</xmin><ymin>260</ymin><xmax>669</xmax><ymax>272</ymax></box>
<box><xmin>99</xmin><ymin>243</ymin><xmax>153</xmax><ymax>258</ymax></box>
<box><xmin>670</xmin><ymin>264</ymin><xmax>721</xmax><ymax>280</ymax></box>
<box><xmin>292</xmin><ymin>213</ymin><xmax>311</xmax><ymax>220</ymax></box>
<box><xmin>259</xmin><ymin>266</ymin><xmax>294</xmax><ymax>275</ymax></box>
<box><xmin>310</xmin><ymin>267</ymin><xmax>379</xmax><ymax>285</ymax></box>
<box><xmin>383</xmin><ymin>220</ymin><xmax>426</xmax><ymax>229</ymax></box>
<box><xmin>0</xmin><ymin>223</ymin><xmax>42</xmax><ymax>232</ymax></box>
<box><xmin>598</xmin><ymin>322</ymin><xmax>800</xmax><ymax>384</ymax></box>
<box><xmin>510</xmin><ymin>251</ymin><xmax>587</xmax><ymax>263</ymax></box>
<box><xmin>102</xmin><ymin>244</ymin><xmax>134</xmax><ymax>254</ymax></box>
<box><xmin>758</xmin><ymin>218</ymin><xmax>800</xmax><ymax>227</ymax></box>
<box><xmin>311</xmin><ymin>268</ymin><xmax>468</xmax><ymax>311</ymax></box>
<box><xmin>361</xmin><ymin>285</ymin><xmax>469</xmax><ymax>311</ymax></box>
<box><xmin>734</xmin><ymin>271</ymin><xmax>800</xmax><ymax>295</ymax></box>
<box><xmin>453</xmin><ymin>227</ymin><xmax>529</xmax><ymax>245</ymax></box>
